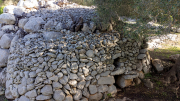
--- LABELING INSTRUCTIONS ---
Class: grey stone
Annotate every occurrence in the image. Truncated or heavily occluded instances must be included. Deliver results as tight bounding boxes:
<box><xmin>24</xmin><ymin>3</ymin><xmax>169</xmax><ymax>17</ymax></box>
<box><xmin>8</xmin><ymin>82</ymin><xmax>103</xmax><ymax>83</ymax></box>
<box><xmin>107</xmin><ymin>85</ymin><xmax>117</xmax><ymax>97</ymax></box>
<box><xmin>100</xmin><ymin>71</ymin><xmax>110</xmax><ymax>77</ymax></box>
<box><xmin>143</xmin><ymin>79</ymin><xmax>153</xmax><ymax>88</ymax></box>
<box><xmin>64</xmin><ymin>95</ymin><xmax>73</xmax><ymax>101</ymax></box>
<box><xmin>53</xmin><ymin>90</ymin><xmax>65</xmax><ymax>101</ymax></box>
<box><xmin>36</xmin><ymin>95</ymin><xmax>52</xmax><ymax>100</ymax></box>
<box><xmin>5</xmin><ymin>89</ymin><xmax>14</xmax><ymax>99</ymax></box>
<box><xmin>70</xmin><ymin>73</ymin><xmax>78</xmax><ymax>80</ymax></box>
<box><xmin>98</xmin><ymin>85</ymin><xmax>108</xmax><ymax>93</ymax></box>
<box><xmin>137</xmin><ymin>54</ymin><xmax>146</xmax><ymax>59</ymax></box>
<box><xmin>1</xmin><ymin>25</ymin><xmax>18</xmax><ymax>31</ymax></box>
<box><xmin>98</xmin><ymin>76</ymin><xmax>115</xmax><ymax>84</ymax></box>
<box><xmin>73</xmin><ymin>89</ymin><xmax>82</xmax><ymax>100</ymax></box>
<box><xmin>0</xmin><ymin>13</ymin><xmax>16</xmax><ymax>24</ymax></box>
<box><xmin>0</xmin><ymin>49</ymin><xmax>9</xmax><ymax>68</ymax></box>
<box><xmin>18</xmin><ymin>85</ymin><xmax>27</xmax><ymax>95</ymax></box>
<box><xmin>83</xmin><ymin>88</ymin><xmax>90</xmax><ymax>98</ymax></box>
<box><xmin>140</xmin><ymin>49</ymin><xmax>147</xmax><ymax>54</ymax></box>
<box><xmin>116</xmin><ymin>75</ymin><xmax>133</xmax><ymax>88</ymax></box>
<box><xmin>25</xmin><ymin>89</ymin><xmax>37</xmax><ymax>98</ymax></box>
<box><xmin>13</xmin><ymin>7</ymin><xmax>25</xmax><ymax>16</ymax></box>
<box><xmin>89</xmin><ymin>93</ymin><xmax>102</xmax><ymax>101</ymax></box>
<box><xmin>86</xmin><ymin>50</ymin><xmax>94</xmax><ymax>58</ymax></box>
<box><xmin>27</xmin><ymin>84</ymin><xmax>34</xmax><ymax>91</ymax></box>
<box><xmin>69</xmin><ymin>80</ymin><xmax>77</xmax><ymax>87</ymax></box>
<box><xmin>19</xmin><ymin>96</ymin><xmax>30</xmax><ymax>101</ymax></box>
<box><xmin>55</xmin><ymin>22</ymin><xmax>63</xmax><ymax>31</ymax></box>
<box><xmin>89</xmin><ymin>85</ymin><xmax>97</xmax><ymax>94</ymax></box>
<box><xmin>152</xmin><ymin>59</ymin><xmax>164</xmax><ymax>72</ymax></box>
<box><xmin>110</xmin><ymin>68</ymin><xmax>125</xmax><ymax>75</ymax></box>
<box><xmin>53</xmin><ymin>82</ymin><xmax>62</xmax><ymax>89</ymax></box>
<box><xmin>29</xmin><ymin>71</ymin><xmax>36</xmax><ymax>78</ymax></box>
<box><xmin>0</xmin><ymin>67</ymin><xmax>6</xmax><ymax>86</ymax></box>
<box><xmin>41</xmin><ymin>85</ymin><xmax>53</xmax><ymax>95</ymax></box>
<box><xmin>0</xmin><ymin>34</ymin><xmax>14</xmax><ymax>49</ymax></box>
<box><xmin>24</xmin><ymin>17</ymin><xmax>45</xmax><ymax>32</ymax></box>
<box><xmin>77</xmin><ymin>80</ymin><xmax>86</xmax><ymax>89</ymax></box>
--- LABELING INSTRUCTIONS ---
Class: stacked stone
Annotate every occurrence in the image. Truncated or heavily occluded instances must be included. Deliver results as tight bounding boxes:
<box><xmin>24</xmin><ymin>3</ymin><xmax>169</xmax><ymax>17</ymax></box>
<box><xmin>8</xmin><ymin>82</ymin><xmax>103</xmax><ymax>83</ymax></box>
<box><xmin>5</xmin><ymin>31</ymin><xmax>146</xmax><ymax>101</ymax></box>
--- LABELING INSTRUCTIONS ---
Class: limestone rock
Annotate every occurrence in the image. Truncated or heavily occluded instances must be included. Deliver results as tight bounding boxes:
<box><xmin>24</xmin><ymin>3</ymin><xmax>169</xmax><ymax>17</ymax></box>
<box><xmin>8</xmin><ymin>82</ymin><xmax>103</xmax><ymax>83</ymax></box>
<box><xmin>19</xmin><ymin>96</ymin><xmax>30</xmax><ymax>101</ymax></box>
<box><xmin>0</xmin><ymin>49</ymin><xmax>9</xmax><ymax>68</ymax></box>
<box><xmin>36</xmin><ymin>95</ymin><xmax>52</xmax><ymax>100</ymax></box>
<box><xmin>98</xmin><ymin>76</ymin><xmax>115</xmax><ymax>84</ymax></box>
<box><xmin>5</xmin><ymin>89</ymin><xmax>14</xmax><ymax>99</ymax></box>
<box><xmin>0</xmin><ymin>34</ymin><xmax>14</xmax><ymax>49</ymax></box>
<box><xmin>53</xmin><ymin>90</ymin><xmax>65</xmax><ymax>101</ymax></box>
<box><xmin>0</xmin><ymin>13</ymin><xmax>16</xmax><ymax>25</ymax></box>
<box><xmin>24</xmin><ymin>17</ymin><xmax>45</xmax><ymax>32</ymax></box>
<box><xmin>116</xmin><ymin>75</ymin><xmax>133</xmax><ymax>88</ymax></box>
<box><xmin>18</xmin><ymin>18</ymin><xmax>29</xmax><ymax>29</ymax></box>
<box><xmin>137</xmin><ymin>54</ymin><xmax>146</xmax><ymax>59</ymax></box>
<box><xmin>13</xmin><ymin>7</ymin><xmax>25</xmax><ymax>16</ymax></box>
<box><xmin>25</xmin><ymin>89</ymin><xmax>37</xmax><ymax>98</ymax></box>
<box><xmin>89</xmin><ymin>93</ymin><xmax>102</xmax><ymax>101</ymax></box>
<box><xmin>41</xmin><ymin>85</ymin><xmax>53</xmax><ymax>96</ymax></box>
<box><xmin>3</xmin><ymin>5</ymin><xmax>16</xmax><ymax>14</ymax></box>
<box><xmin>152</xmin><ymin>59</ymin><xmax>164</xmax><ymax>72</ymax></box>
<box><xmin>89</xmin><ymin>85</ymin><xmax>97</xmax><ymax>94</ymax></box>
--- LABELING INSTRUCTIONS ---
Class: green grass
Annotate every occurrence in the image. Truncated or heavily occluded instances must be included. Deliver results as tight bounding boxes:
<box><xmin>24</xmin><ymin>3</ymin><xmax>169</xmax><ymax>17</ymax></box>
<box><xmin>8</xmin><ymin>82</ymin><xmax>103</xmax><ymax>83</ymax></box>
<box><xmin>152</xmin><ymin>47</ymin><xmax>180</xmax><ymax>58</ymax></box>
<box><xmin>144</xmin><ymin>73</ymin><xmax>152</xmax><ymax>79</ymax></box>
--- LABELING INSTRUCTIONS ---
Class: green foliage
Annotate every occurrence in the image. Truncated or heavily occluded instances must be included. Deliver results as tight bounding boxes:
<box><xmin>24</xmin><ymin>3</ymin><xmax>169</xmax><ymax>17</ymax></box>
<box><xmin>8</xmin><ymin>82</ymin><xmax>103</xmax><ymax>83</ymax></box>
<box><xmin>107</xmin><ymin>93</ymin><xmax>112</xmax><ymax>97</ymax></box>
<box><xmin>93</xmin><ymin>0</ymin><xmax>180</xmax><ymax>41</ymax></box>
<box><xmin>0</xmin><ymin>6</ymin><xmax>4</xmax><ymax>14</ymax></box>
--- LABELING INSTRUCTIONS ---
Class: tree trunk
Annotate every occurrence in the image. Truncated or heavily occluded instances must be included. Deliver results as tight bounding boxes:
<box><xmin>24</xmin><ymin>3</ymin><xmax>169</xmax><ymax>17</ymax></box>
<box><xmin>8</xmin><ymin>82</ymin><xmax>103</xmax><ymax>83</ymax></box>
<box><xmin>166</xmin><ymin>56</ymin><xmax>180</xmax><ymax>84</ymax></box>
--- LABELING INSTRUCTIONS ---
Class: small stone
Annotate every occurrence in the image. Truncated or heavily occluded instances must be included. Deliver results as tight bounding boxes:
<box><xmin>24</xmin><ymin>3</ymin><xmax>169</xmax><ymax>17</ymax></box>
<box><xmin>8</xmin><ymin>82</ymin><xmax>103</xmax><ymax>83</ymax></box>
<box><xmin>70</xmin><ymin>73</ymin><xmax>78</xmax><ymax>80</ymax></box>
<box><xmin>41</xmin><ymin>85</ymin><xmax>53</xmax><ymax>95</ymax></box>
<box><xmin>137</xmin><ymin>54</ymin><xmax>146</xmax><ymax>59</ymax></box>
<box><xmin>53</xmin><ymin>82</ymin><xmax>62</xmax><ymax>89</ymax></box>
<box><xmin>36</xmin><ymin>95</ymin><xmax>52</xmax><ymax>100</ymax></box>
<box><xmin>64</xmin><ymin>95</ymin><xmax>73</xmax><ymax>101</ymax></box>
<box><xmin>86</xmin><ymin>50</ymin><xmax>94</xmax><ymax>58</ymax></box>
<box><xmin>77</xmin><ymin>80</ymin><xmax>86</xmax><ymax>90</ymax></box>
<box><xmin>152</xmin><ymin>59</ymin><xmax>164</xmax><ymax>72</ymax></box>
<box><xmin>89</xmin><ymin>85</ymin><xmax>97</xmax><ymax>94</ymax></box>
<box><xmin>53</xmin><ymin>90</ymin><xmax>65</xmax><ymax>101</ymax></box>
<box><xmin>143</xmin><ymin>79</ymin><xmax>153</xmax><ymax>88</ymax></box>
<box><xmin>89</xmin><ymin>93</ymin><xmax>102</xmax><ymax>101</ymax></box>
<box><xmin>98</xmin><ymin>76</ymin><xmax>115</xmax><ymax>84</ymax></box>
<box><xmin>19</xmin><ymin>96</ymin><xmax>30</xmax><ymax>101</ymax></box>
<box><xmin>98</xmin><ymin>85</ymin><xmax>108</xmax><ymax>93</ymax></box>
<box><xmin>25</xmin><ymin>89</ymin><xmax>37</xmax><ymax>98</ymax></box>
<box><xmin>69</xmin><ymin>80</ymin><xmax>77</xmax><ymax>87</ymax></box>
<box><xmin>100</xmin><ymin>71</ymin><xmax>110</xmax><ymax>77</ymax></box>
<box><xmin>73</xmin><ymin>89</ymin><xmax>82</xmax><ymax>100</ymax></box>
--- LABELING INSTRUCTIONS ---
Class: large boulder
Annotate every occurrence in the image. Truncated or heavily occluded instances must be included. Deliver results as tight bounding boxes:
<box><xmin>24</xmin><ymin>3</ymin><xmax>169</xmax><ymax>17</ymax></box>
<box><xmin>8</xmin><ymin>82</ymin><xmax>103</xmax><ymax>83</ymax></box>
<box><xmin>0</xmin><ymin>13</ymin><xmax>16</xmax><ymax>25</ymax></box>
<box><xmin>24</xmin><ymin>17</ymin><xmax>45</xmax><ymax>32</ymax></box>
<box><xmin>13</xmin><ymin>7</ymin><xmax>26</xmax><ymax>16</ymax></box>
<box><xmin>0</xmin><ymin>49</ymin><xmax>9</xmax><ymax>68</ymax></box>
<box><xmin>23</xmin><ymin>0</ymin><xmax>39</xmax><ymax>9</ymax></box>
<box><xmin>18</xmin><ymin>18</ymin><xmax>29</xmax><ymax>29</ymax></box>
<box><xmin>3</xmin><ymin>5</ymin><xmax>16</xmax><ymax>14</ymax></box>
<box><xmin>0</xmin><ymin>34</ymin><xmax>14</xmax><ymax>49</ymax></box>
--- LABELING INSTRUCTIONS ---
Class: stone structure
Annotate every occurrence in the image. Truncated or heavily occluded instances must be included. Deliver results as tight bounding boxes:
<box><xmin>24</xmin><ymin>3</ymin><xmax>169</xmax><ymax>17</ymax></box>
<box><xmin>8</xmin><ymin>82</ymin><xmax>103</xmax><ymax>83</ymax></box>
<box><xmin>0</xmin><ymin>0</ymin><xmax>153</xmax><ymax>100</ymax></box>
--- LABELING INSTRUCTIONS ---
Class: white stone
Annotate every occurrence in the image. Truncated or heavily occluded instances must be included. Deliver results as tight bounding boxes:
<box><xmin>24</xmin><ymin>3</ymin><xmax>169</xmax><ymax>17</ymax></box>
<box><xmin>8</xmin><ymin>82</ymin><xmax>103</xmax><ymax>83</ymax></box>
<box><xmin>3</xmin><ymin>5</ymin><xmax>16</xmax><ymax>14</ymax></box>
<box><xmin>1</xmin><ymin>25</ymin><xmax>18</xmax><ymax>31</ymax></box>
<box><xmin>0</xmin><ymin>13</ymin><xmax>16</xmax><ymax>25</ymax></box>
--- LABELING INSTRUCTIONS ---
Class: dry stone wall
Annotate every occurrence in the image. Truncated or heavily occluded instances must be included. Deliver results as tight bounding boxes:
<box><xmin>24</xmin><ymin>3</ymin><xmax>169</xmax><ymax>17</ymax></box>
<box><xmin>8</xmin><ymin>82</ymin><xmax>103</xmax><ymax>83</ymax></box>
<box><xmin>6</xmin><ymin>31</ymin><xmax>151</xmax><ymax>101</ymax></box>
<box><xmin>0</xmin><ymin>0</ymin><xmax>152</xmax><ymax>100</ymax></box>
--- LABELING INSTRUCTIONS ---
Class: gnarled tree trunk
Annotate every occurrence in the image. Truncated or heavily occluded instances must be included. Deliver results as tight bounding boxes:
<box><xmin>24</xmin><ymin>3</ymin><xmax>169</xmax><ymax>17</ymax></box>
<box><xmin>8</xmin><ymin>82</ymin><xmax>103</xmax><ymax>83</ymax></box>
<box><xmin>166</xmin><ymin>56</ymin><xmax>180</xmax><ymax>84</ymax></box>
